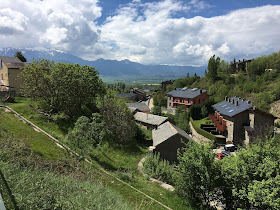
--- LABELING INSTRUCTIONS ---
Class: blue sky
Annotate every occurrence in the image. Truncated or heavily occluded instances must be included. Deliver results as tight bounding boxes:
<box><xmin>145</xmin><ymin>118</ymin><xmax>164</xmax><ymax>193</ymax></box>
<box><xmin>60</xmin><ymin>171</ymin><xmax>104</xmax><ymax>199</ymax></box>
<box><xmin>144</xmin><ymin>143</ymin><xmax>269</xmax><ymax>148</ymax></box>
<box><xmin>0</xmin><ymin>0</ymin><xmax>280</xmax><ymax>66</ymax></box>
<box><xmin>97</xmin><ymin>0</ymin><xmax>280</xmax><ymax>23</ymax></box>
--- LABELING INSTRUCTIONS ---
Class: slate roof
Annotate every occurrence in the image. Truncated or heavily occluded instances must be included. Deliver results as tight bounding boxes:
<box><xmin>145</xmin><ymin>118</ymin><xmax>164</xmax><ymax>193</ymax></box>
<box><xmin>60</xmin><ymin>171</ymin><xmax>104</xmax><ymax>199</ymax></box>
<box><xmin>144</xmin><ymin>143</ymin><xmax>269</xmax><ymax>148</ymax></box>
<box><xmin>213</xmin><ymin>97</ymin><xmax>252</xmax><ymax>117</ymax></box>
<box><xmin>0</xmin><ymin>56</ymin><xmax>25</xmax><ymax>69</ymax></box>
<box><xmin>117</xmin><ymin>92</ymin><xmax>137</xmax><ymax>98</ymax></box>
<box><xmin>127</xmin><ymin>102</ymin><xmax>150</xmax><ymax>112</ymax></box>
<box><xmin>134</xmin><ymin>112</ymin><xmax>167</xmax><ymax>126</ymax></box>
<box><xmin>152</xmin><ymin>121</ymin><xmax>193</xmax><ymax>147</ymax></box>
<box><xmin>131</xmin><ymin>87</ymin><xmax>146</xmax><ymax>95</ymax></box>
<box><xmin>167</xmin><ymin>88</ymin><xmax>207</xmax><ymax>99</ymax></box>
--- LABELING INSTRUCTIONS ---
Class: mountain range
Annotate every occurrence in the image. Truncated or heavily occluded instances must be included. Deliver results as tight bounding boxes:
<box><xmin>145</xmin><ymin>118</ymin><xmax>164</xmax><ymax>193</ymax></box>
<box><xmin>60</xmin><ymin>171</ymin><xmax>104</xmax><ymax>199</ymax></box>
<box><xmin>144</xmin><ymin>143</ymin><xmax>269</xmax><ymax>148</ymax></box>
<box><xmin>0</xmin><ymin>48</ymin><xmax>206</xmax><ymax>77</ymax></box>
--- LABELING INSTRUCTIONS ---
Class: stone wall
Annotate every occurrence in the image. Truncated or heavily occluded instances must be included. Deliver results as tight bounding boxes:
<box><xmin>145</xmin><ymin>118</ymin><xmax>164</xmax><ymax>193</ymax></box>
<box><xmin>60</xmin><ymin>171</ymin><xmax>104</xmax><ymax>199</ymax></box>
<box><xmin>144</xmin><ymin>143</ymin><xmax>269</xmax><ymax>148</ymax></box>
<box><xmin>223</xmin><ymin>111</ymin><xmax>249</xmax><ymax>145</ymax></box>
<box><xmin>154</xmin><ymin>134</ymin><xmax>189</xmax><ymax>162</ymax></box>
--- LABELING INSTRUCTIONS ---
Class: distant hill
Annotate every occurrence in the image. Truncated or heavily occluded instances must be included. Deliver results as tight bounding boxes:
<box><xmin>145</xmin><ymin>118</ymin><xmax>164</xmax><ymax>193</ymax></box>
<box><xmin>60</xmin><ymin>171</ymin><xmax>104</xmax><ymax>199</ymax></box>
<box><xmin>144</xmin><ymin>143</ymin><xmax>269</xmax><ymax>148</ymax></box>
<box><xmin>0</xmin><ymin>47</ymin><xmax>206</xmax><ymax>77</ymax></box>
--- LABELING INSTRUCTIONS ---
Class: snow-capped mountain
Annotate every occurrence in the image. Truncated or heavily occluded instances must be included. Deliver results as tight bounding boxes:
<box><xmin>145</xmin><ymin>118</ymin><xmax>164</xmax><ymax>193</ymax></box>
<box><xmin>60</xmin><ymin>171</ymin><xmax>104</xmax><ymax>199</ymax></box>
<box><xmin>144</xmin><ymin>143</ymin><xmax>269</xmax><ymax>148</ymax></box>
<box><xmin>0</xmin><ymin>48</ymin><xmax>206</xmax><ymax>76</ymax></box>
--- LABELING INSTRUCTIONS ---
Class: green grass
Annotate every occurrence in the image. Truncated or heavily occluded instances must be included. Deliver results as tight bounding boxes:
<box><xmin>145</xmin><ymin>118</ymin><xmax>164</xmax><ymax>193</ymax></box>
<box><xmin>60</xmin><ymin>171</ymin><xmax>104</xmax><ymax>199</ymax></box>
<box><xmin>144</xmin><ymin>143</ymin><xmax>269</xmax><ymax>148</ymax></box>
<box><xmin>0</xmin><ymin>126</ymin><xmax>131</xmax><ymax>209</ymax></box>
<box><xmin>3</xmin><ymin>97</ymin><xmax>70</xmax><ymax>141</ymax></box>
<box><xmin>143</xmin><ymin>128</ymin><xmax>153</xmax><ymax>140</ymax></box>
<box><xmin>0</xmin><ymin>100</ymin><xmax>194</xmax><ymax>209</ymax></box>
<box><xmin>0</xmin><ymin>109</ymin><xmax>67</xmax><ymax>160</ymax></box>
<box><xmin>193</xmin><ymin>117</ymin><xmax>213</xmax><ymax>128</ymax></box>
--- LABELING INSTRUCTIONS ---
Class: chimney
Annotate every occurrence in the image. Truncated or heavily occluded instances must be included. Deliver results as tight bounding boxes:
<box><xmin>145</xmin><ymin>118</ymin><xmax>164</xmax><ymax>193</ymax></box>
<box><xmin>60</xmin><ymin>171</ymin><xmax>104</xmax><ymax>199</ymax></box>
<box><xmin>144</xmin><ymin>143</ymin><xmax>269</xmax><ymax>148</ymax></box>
<box><xmin>247</xmin><ymin>100</ymin><xmax>251</xmax><ymax>104</ymax></box>
<box><xmin>232</xmin><ymin>99</ymin><xmax>235</xmax><ymax>104</ymax></box>
<box><xmin>200</xmin><ymin>89</ymin><xmax>202</xmax><ymax>93</ymax></box>
<box><xmin>253</xmin><ymin>106</ymin><xmax>256</xmax><ymax>110</ymax></box>
<box><xmin>235</xmin><ymin>101</ymin><xmax>238</xmax><ymax>106</ymax></box>
<box><xmin>225</xmin><ymin>96</ymin><xmax>228</xmax><ymax>101</ymax></box>
<box><xmin>228</xmin><ymin>98</ymin><xmax>231</xmax><ymax>103</ymax></box>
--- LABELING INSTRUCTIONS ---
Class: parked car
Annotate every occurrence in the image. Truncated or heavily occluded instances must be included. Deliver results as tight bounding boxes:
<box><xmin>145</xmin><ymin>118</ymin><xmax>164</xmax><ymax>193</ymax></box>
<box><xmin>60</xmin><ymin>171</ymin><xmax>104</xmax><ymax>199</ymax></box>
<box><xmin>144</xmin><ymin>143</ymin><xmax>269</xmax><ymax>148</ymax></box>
<box><xmin>222</xmin><ymin>150</ymin><xmax>230</xmax><ymax>156</ymax></box>
<box><xmin>224</xmin><ymin>144</ymin><xmax>236</xmax><ymax>152</ymax></box>
<box><xmin>216</xmin><ymin>153</ymin><xmax>225</xmax><ymax>160</ymax></box>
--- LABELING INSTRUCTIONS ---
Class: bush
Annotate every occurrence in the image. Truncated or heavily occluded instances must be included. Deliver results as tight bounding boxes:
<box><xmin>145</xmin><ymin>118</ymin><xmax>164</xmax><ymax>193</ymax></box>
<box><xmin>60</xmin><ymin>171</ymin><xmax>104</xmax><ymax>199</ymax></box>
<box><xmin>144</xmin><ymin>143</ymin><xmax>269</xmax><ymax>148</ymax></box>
<box><xmin>151</xmin><ymin>106</ymin><xmax>162</xmax><ymax>115</ymax></box>
<box><xmin>176</xmin><ymin>141</ymin><xmax>220</xmax><ymax>207</ymax></box>
<box><xmin>143</xmin><ymin>153</ymin><xmax>175</xmax><ymax>185</ymax></box>
<box><xmin>66</xmin><ymin>114</ymin><xmax>109</xmax><ymax>156</ymax></box>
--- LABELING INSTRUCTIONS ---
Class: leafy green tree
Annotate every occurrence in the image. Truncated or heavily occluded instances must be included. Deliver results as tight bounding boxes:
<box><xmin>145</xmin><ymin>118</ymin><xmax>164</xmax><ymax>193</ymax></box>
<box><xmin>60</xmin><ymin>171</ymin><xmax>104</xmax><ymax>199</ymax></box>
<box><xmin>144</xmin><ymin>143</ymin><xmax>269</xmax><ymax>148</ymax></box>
<box><xmin>100</xmin><ymin>91</ymin><xmax>137</xmax><ymax>144</ymax></box>
<box><xmin>151</xmin><ymin>106</ymin><xmax>162</xmax><ymax>115</ymax></box>
<box><xmin>153</xmin><ymin>92</ymin><xmax>167</xmax><ymax>107</ymax></box>
<box><xmin>207</xmin><ymin>55</ymin><xmax>220</xmax><ymax>81</ymax></box>
<box><xmin>247</xmin><ymin>56</ymin><xmax>268</xmax><ymax>78</ymax></box>
<box><xmin>21</xmin><ymin>59</ymin><xmax>105</xmax><ymax>116</ymax></box>
<box><xmin>107</xmin><ymin>82</ymin><xmax>126</xmax><ymax>93</ymax></box>
<box><xmin>66</xmin><ymin>114</ymin><xmax>109</xmax><ymax>156</ymax></box>
<box><xmin>221</xmin><ymin>135</ymin><xmax>280</xmax><ymax>209</ymax></box>
<box><xmin>219</xmin><ymin>60</ymin><xmax>231</xmax><ymax>74</ymax></box>
<box><xmin>201</xmin><ymin>105</ymin><xmax>208</xmax><ymax>118</ymax></box>
<box><xmin>176</xmin><ymin>141</ymin><xmax>220</xmax><ymax>207</ymax></box>
<box><xmin>189</xmin><ymin>104</ymin><xmax>202</xmax><ymax>120</ymax></box>
<box><xmin>15</xmin><ymin>51</ymin><xmax>27</xmax><ymax>62</ymax></box>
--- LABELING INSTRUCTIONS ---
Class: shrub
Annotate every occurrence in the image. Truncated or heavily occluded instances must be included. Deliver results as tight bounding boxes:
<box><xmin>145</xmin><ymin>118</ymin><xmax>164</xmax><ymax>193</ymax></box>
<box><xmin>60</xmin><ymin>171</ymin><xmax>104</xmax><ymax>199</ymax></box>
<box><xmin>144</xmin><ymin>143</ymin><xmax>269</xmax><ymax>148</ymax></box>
<box><xmin>66</xmin><ymin>114</ymin><xmax>109</xmax><ymax>156</ymax></box>
<box><xmin>176</xmin><ymin>141</ymin><xmax>220</xmax><ymax>207</ymax></box>
<box><xmin>151</xmin><ymin>106</ymin><xmax>162</xmax><ymax>115</ymax></box>
<box><xmin>143</xmin><ymin>153</ymin><xmax>175</xmax><ymax>185</ymax></box>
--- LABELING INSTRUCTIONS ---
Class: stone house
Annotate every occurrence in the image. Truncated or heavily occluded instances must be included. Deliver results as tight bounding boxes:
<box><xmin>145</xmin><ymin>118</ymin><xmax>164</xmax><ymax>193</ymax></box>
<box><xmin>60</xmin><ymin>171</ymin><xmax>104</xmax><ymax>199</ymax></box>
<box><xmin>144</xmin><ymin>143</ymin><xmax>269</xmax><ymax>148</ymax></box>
<box><xmin>152</xmin><ymin>121</ymin><xmax>193</xmax><ymax>162</ymax></box>
<box><xmin>161</xmin><ymin>80</ymin><xmax>174</xmax><ymax>91</ymax></box>
<box><xmin>167</xmin><ymin>87</ymin><xmax>209</xmax><ymax>111</ymax></box>
<box><xmin>0</xmin><ymin>56</ymin><xmax>26</xmax><ymax>95</ymax></box>
<box><xmin>230</xmin><ymin>59</ymin><xmax>252</xmax><ymax>72</ymax></box>
<box><xmin>134</xmin><ymin>112</ymin><xmax>168</xmax><ymax>130</ymax></box>
<box><xmin>127</xmin><ymin>102</ymin><xmax>150</xmax><ymax>114</ymax></box>
<box><xmin>130</xmin><ymin>87</ymin><xmax>146</xmax><ymax>101</ymax></box>
<box><xmin>209</xmin><ymin>96</ymin><xmax>275</xmax><ymax>145</ymax></box>
<box><xmin>117</xmin><ymin>92</ymin><xmax>137</xmax><ymax>101</ymax></box>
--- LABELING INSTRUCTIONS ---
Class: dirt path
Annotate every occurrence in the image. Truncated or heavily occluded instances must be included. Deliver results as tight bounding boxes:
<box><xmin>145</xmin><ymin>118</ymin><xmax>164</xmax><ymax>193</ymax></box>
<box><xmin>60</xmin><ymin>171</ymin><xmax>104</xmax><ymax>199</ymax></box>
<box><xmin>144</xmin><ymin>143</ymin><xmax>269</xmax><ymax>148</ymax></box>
<box><xmin>148</xmin><ymin>97</ymin><xmax>154</xmax><ymax>110</ymax></box>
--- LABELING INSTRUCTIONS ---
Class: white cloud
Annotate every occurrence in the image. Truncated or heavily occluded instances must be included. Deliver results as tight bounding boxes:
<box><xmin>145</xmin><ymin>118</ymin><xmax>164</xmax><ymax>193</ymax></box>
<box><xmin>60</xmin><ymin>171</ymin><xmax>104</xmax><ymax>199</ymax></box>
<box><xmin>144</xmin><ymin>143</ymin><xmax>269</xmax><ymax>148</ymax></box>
<box><xmin>0</xmin><ymin>8</ymin><xmax>29</xmax><ymax>34</ymax></box>
<box><xmin>0</xmin><ymin>0</ymin><xmax>279</xmax><ymax>66</ymax></box>
<box><xmin>99</xmin><ymin>2</ymin><xmax>280</xmax><ymax>65</ymax></box>
<box><xmin>0</xmin><ymin>0</ymin><xmax>101</xmax><ymax>53</ymax></box>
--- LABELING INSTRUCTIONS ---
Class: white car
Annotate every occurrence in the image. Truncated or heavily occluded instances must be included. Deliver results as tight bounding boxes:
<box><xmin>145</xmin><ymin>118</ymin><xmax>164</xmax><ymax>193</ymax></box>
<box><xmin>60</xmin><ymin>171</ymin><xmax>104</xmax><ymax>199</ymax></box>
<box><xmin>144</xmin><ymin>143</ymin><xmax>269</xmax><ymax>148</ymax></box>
<box><xmin>224</xmin><ymin>144</ymin><xmax>236</xmax><ymax>152</ymax></box>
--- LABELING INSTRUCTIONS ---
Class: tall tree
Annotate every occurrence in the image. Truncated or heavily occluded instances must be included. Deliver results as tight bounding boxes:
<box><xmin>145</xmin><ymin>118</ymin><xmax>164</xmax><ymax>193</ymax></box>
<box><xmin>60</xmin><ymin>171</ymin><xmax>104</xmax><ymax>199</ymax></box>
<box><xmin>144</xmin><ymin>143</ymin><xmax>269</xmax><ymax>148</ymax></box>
<box><xmin>221</xmin><ymin>135</ymin><xmax>280</xmax><ymax>209</ymax></box>
<box><xmin>100</xmin><ymin>91</ymin><xmax>137</xmax><ymax>144</ymax></box>
<box><xmin>66</xmin><ymin>114</ymin><xmax>109</xmax><ymax>156</ymax></box>
<box><xmin>207</xmin><ymin>55</ymin><xmax>220</xmax><ymax>81</ymax></box>
<box><xmin>176</xmin><ymin>141</ymin><xmax>220</xmax><ymax>207</ymax></box>
<box><xmin>21</xmin><ymin>59</ymin><xmax>105</xmax><ymax>116</ymax></box>
<box><xmin>15</xmin><ymin>51</ymin><xmax>27</xmax><ymax>62</ymax></box>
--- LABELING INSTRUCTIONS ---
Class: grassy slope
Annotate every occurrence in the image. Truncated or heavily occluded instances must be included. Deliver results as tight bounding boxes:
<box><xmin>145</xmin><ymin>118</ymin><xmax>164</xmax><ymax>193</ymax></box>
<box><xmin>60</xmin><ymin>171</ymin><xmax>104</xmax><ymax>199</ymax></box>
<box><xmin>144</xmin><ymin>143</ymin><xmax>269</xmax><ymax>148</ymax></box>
<box><xmin>0</xmin><ymin>109</ymin><xmax>132</xmax><ymax>209</ymax></box>
<box><xmin>1</xmin><ymin>100</ymin><xmax>193</xmax><ymax>209</ymax></box>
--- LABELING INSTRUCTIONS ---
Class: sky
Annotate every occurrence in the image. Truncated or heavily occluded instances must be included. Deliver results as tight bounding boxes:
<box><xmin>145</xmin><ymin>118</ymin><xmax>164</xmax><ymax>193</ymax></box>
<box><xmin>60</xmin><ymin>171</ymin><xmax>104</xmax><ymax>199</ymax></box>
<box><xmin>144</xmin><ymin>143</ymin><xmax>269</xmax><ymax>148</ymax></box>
<box><xmin>0</xmin><ymin>0</ymin><xmax>280</xmax><ymax>66</ymax></box>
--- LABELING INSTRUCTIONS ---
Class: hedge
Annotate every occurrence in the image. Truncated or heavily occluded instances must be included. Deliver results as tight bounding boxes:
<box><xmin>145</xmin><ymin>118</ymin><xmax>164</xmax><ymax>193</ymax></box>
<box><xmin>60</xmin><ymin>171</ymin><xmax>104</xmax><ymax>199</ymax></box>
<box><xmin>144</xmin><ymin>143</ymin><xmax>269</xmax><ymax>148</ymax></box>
<box><xmin>190</xmin><ymin>117</ymin><xmax>226</xmax><ymax>144</ymax></box>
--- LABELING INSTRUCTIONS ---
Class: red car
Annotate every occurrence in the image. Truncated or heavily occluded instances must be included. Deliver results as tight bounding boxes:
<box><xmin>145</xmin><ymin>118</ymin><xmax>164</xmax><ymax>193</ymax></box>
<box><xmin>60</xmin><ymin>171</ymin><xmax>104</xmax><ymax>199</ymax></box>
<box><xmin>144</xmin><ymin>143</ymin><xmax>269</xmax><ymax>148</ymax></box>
<box><xmin>216</xmin><ymin>153</ymin><xmax>225</xmax><ymax>160</ymax></box>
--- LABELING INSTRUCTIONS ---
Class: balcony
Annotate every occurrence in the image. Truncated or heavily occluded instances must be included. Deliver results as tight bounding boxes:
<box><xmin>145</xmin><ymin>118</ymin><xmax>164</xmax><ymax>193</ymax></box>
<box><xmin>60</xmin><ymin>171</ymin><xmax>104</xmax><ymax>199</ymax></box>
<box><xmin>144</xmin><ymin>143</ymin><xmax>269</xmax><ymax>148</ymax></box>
<box><xmin>208</xmin><ymin>114</ymin><xmax>227</xmax><ymax>132</ymax></box>
<box><xmin>172</xmin><ymin>100</ymin><xmax>191</xmax><ymax>105</ymax></box>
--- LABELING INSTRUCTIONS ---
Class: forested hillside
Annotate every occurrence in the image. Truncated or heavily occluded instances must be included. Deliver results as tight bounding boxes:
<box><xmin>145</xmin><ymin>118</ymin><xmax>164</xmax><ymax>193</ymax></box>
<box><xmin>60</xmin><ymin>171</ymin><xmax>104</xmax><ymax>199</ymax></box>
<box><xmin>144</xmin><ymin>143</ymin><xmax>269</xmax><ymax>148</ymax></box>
<box><xmin>154</xmin><ymin>51</ymin><xmax>280</xmax><ymax>115</ymax></box>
